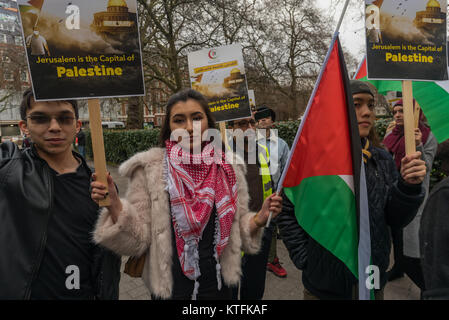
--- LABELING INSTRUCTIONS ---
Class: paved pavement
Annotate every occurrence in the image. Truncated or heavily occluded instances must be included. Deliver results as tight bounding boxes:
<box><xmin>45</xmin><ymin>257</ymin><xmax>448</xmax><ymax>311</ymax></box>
<box><xmin>97</xmin><ymin>162</ymin><xmax>420</xmax><ymax>300</ymax></box>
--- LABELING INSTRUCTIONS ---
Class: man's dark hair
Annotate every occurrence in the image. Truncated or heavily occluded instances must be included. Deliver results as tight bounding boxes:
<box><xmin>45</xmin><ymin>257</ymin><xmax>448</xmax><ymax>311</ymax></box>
<box><xmin>254</xmin><ymin>106</ymin><xmax>276</xmax><ymax>122</ymax></box>
<box><xmin>20</xmin><ymin>88</ymin><xmax>79</xmax><ymax>120</ymax></box>
<box><xmin>159</xmin><ymin>89</ymin><xmax>216</xmax><ymax>147</ymax></box>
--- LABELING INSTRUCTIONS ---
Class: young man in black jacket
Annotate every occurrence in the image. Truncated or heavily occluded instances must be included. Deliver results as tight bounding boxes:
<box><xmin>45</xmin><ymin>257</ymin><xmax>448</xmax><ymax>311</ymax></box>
<box><xmin>276</xmin><ymin>81</ymin><xmax>426</xmax><ymax>300</ymax></box>
<box><xmin>0</xmin><ymin>89</ymin><xmax>121</xmax><ymax>300</ymax></box>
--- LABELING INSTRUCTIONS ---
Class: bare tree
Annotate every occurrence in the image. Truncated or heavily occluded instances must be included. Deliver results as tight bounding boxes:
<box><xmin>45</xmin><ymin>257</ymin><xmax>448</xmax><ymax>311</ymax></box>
<box><xmin>0</xmin><ymin>44</ymin><xmax>28</xmax><ymax>115</ymax></box>
<box><xmin>246</xmin><ymin>0</ymin><xmax>332</xmax><ymax>117</ymax></box>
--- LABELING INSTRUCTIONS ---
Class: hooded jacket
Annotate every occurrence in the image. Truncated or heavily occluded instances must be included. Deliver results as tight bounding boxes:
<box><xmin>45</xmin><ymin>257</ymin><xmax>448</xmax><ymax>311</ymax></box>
<box><xmin>276</xmin><ymin>145</ymin><xmax>424</xmax><ymax>299</ymax></box>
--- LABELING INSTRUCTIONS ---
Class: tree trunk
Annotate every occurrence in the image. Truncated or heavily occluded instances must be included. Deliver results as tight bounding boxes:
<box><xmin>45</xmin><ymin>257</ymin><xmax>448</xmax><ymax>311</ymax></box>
<box><xmin>126</xmin><ymin>96</ymin><xmax>143</xmax><ymax>129</ymax></box>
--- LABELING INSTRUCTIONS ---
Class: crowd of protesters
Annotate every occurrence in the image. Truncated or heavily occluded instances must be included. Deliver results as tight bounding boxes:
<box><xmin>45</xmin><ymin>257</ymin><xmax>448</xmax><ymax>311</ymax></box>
<box><xmin>1</xmin><ymin>83</ymin><xmax>448</xmax><ymax>300</ymax></box>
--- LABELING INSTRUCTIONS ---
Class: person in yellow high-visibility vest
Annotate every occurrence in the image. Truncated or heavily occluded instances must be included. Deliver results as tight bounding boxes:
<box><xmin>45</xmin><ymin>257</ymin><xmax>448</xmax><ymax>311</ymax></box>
<box><xmin>255</xmin><ymin>106</ymin><xmax>290</xmax><ymax>279</ymax></box>
<box><xmin>227</xmin><ymin>116</ymin><xmax>274</xmax><ymax>300</ymax></box>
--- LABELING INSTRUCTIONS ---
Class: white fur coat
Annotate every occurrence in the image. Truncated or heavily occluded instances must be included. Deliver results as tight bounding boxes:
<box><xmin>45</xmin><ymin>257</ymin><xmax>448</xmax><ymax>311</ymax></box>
<box><xmin>93</xmin><ymin>147</ymin><xmax>264</xmax><ymax>299</ymax></box>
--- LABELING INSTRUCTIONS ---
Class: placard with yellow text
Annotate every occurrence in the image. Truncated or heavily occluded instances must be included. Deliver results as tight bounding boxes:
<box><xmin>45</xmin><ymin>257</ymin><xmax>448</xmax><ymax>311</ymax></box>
<box><xmin>365</xmin><ymin>0</ymin><xmax>448</xmax><ymax>80</ymax></box>
<box><xmin>17</xmin><ymin>0</ymin><xmax>145</xmax><ymax>100</ymax></box>
<box><xmin>188</xmin><ymin>44</ymin><xmax>251</xmax><ymax>122</ymax></box>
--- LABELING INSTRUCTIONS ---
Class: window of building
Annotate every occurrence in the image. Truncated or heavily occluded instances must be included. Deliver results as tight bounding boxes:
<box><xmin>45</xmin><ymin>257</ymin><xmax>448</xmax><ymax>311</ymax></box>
<box><xmin>14</xmin><ymin>36</ymin><xmax>21</xmax><ymax>45</ymax></box>
<box><xmin>0</xmin><ymin>13</ymin><xmax>16</xmax><ymax>22</ymax></box>
<box><xmin>4</xmin><ymin>71</ymin><xmax>14</xmax><ymax>81</ymax></box>
<box><xmin>0</xmin><ymin>34</ymin><xmax>7</xmax><ymax>43</ymax></box>
<box><xmin>20</xmin><ymin>70</ymin><xmax>28</xmax><ymax>82</ymax></box>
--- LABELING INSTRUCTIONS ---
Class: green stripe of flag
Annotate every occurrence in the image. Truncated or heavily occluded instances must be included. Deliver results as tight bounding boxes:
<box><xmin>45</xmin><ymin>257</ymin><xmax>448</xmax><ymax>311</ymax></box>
<box><xmin>284</xmin><ymin>175</ymin><xmax>358</xmax><ymax>277</ymax></box>
<box><xmin>19</xmin><ymin>5</ymin><xmax>39</xmax><ymax>15</ymax></box>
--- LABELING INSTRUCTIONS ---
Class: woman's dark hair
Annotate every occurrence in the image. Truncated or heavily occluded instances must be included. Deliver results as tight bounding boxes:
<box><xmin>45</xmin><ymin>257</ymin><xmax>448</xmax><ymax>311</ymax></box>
<box><xmin>20</xmin><ymin>88</ymin><xmax>79</xmax><ymax>120</ymax></box>
<box><xmin>369</xmin><ymin>125</ymin><xmax>382</xmax><ymax>148</ymax></box>
<box><xmin>159</xmin><ymin>89</ymin><xmax>216</xmax><ymax>147</ymax></box>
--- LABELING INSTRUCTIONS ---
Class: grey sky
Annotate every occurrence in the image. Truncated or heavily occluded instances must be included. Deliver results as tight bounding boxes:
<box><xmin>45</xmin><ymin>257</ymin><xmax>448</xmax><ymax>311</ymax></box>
<box><xmin>17</xmin><ymin>0</ymin><xmax>137</xmax><ymax>27</ymax></box>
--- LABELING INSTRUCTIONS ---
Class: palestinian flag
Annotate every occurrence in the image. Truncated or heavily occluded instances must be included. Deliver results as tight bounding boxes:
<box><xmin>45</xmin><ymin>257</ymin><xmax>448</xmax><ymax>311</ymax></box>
<box><xmin>19</xmin><ymin>0</ymin><xmax>44</xmax><ymax>15</ymax></box>
<box><xmin>279</xmin><ymin>35</ymin><xmax>372</xmax><ymax>299</ymax></box>
<box><xmin>355</xmin><ymin>57</ymin><xmax>449</xmax><ymax>143</ymax></box>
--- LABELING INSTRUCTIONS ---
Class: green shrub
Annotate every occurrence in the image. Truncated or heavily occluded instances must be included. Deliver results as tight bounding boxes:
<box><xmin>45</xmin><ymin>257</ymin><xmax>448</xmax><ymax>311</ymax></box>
<box><xmin>374</xmin><ymin>118</ymin><xmax>392</xmax><ymax>141</ymax></box>
<box><xmin>85</xmin><ymin>120</ymin><xmax>446</xmax><ymax>191</ymax></box>
<box><xmin>85</xmin><ymin>123</ymin><xmax>301</xmax><ymax>164</ymax></box>
<box><xmin>86</xmin><ymin>128</ymin><xmax>160</xmax><ymax>165</ymax></box>
<box><xmin>274</xmin><ymin>121</ymin><xmax>300</xmax><ymax>148</ymax></box>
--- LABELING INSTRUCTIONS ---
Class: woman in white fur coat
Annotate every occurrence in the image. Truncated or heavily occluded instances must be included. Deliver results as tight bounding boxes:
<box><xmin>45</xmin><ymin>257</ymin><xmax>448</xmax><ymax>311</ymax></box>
<box><xmin>90</xmin><ymin>89</ymin><xmax>282</xmax><ymax>300</ymax></box>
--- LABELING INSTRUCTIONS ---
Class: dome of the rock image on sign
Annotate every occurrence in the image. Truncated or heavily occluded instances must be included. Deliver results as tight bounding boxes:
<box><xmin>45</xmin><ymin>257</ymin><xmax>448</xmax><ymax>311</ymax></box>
<box><xmin>224</xmin><ymin>68</ymin><xmax>245</xmax><ymax>89</ymax></box>
<box><xmin>92</xmin><ymin>0</ymin><xmax>137</xmax><ymax>35</ymax></box>
<box><xmin>426</xmin><ymin>0</ymin><xmax>441</xmax><ymax>8</ymax></box>
<box><xmin>90</xmin><ymin>0</ymin><xmax>139</xmax><ymax>51</ymax></box>
<box><xmin>108</xmin><ymin>0</ymin><xmax>128</xmax><ymax>7</ymax></box>
<box><xmin>414</xmin><ymin>0</ymin><xmax>445</xmax><ymax>31</ymax></box>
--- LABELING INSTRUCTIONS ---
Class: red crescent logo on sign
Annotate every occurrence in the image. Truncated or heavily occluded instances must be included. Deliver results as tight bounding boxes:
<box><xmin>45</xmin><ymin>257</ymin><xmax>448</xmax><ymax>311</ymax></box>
<box><xmin>208</xmin><ymin>49</ymin><xmax>217</xmax><ymax>59</ymax></box>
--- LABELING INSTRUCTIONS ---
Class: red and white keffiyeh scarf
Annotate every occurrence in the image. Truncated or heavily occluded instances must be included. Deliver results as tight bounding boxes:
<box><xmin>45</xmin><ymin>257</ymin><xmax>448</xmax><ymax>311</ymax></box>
<box><xmin>164</xmin><ymin>140</ymin><xmax>237</xmax><ymax>299</ymax></box>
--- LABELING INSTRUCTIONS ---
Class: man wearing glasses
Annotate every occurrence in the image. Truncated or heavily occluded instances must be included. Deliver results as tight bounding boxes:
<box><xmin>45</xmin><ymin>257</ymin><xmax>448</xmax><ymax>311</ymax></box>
<box><xmin>228</xmin><ymin>116</ymin><xmax>275</xmax><ymax>300</ymax></box>
<box><xmin>0</xmin><ymin>88</ymin><xmax>120</xmax><ymax>299</ymax></box>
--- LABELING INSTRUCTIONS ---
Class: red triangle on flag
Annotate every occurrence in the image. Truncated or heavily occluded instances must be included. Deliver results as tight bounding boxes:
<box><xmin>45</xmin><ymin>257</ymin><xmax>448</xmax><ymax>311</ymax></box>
<box><xmin>283</xmin><ymin>39</ymin><xmax>353</xmax><ymax>189</ymax></box>
<box><xmin>28</xmin><ymin>0</ymin><xmax>44</xmax><ymax>10</ymax></box>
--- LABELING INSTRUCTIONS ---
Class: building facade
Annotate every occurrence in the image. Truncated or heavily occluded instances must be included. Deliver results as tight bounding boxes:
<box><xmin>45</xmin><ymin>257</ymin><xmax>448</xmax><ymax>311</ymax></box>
<box><xmin>0</xmin><ymin>0</ymin><xmax>29</xmax><ymax>139</ymax></box>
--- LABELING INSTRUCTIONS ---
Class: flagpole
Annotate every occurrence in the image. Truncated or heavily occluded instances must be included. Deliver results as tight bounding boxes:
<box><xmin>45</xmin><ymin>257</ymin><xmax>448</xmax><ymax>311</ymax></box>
<box><xmin>265</xmin><ymin>0</ymin><xmax>351</xmax><ymax>228</ymax></box>
<box><xmin>335</xmin><ymin>0</ymin><xmax>351</xmax><ymax>34</ymax></box>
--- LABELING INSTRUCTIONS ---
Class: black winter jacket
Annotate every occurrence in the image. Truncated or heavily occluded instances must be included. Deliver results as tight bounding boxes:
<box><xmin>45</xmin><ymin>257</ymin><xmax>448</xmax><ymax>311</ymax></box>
<box><xmin>276</xmin><ymin>145</ymin><xmax>424</xmax><ymax>300</ymax></box>
<box><xmin>0</xmin><ymin>142</ymin><xmax>121</xmax><ymax>300</ymax></box>
<box><xmin>420</xmin><ymin>177</ymin><xmax>449</xmax><ymax>299</ymax></box>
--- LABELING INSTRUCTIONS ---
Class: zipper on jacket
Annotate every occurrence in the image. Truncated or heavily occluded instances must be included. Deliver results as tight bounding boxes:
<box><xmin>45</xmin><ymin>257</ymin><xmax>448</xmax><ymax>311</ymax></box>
<box><xmin>24</xmin><ymin>163</ymin><xmax>53</xmax><ymax>299</ymax></box>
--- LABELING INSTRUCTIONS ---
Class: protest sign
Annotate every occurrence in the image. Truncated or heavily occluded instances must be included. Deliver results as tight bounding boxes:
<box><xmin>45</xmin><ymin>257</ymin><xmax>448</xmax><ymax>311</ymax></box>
<box><xmin>17</xmin><ymin>0</ymin><xmax>145</xmax><ymax>101</ymax></box>
<box><xmin>248</xmin><ymin>89</ymin><xmax>256</xmax><ymax>112</ymax></box>
<box><xmin>188</xmin><ymin>44</ymin><xmax>251</xmax><ymax>122</ymax></box>
<box><xmin>365</xmin><ymin>0</ymin><xmax>448</xmax><ymax>81</ymax></box>
<box><xmin>17</xmin><ymin>0</ymin><xmax>146</xmax><ymax>206</ymax></box>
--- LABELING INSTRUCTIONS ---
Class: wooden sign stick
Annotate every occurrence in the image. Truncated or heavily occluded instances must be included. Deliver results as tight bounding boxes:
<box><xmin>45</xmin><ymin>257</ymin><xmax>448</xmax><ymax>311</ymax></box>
<box><xmin>401</xmin><ymin>80</ymin><xmax>416</xmax><ymax>155</ymax></box>
<box><xmin>88</xmin><ymin>99</ymin><xmax>110</xmax><ymax>207</ymax></box>
<box><xmin>219</xmin><ymin>122</ymin><xmax>229</xmax><ymax>148</ymax></box>
<box><xmin>414</xmin><ymin>101</ymin><xmax>421</xmax><ymax>129</ymax></box>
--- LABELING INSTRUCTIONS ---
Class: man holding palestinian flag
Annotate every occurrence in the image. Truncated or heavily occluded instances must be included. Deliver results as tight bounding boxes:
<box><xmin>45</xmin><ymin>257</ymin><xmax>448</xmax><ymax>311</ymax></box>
<box><xmin>275</xmin><ymin>33</ymin><xmax>427</xmax><ymax>299</ymax></box>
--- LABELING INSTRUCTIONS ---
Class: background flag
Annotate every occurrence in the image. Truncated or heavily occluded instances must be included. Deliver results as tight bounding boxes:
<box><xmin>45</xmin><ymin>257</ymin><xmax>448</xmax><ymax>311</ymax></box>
<box><xmin>19</xmin><ymin>0</ymin><xmax>44</xmax><ymax>14</ymax></box>
<box><xmin>355</xmin><ymin>57</ymin><xmax>449</xmax><ymax>143</ymax></box>
<box><xmin>279</xmin><ymin>34</ymin><xmax>372</xmax><ymax>299</ymax></box>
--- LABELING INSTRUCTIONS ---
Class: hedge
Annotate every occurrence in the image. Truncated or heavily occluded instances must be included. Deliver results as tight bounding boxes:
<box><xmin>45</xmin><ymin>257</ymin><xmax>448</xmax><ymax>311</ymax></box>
<box><xmin>85</xmin><ymin>119</ymin><xmax>446</xmax><ymax>189</ymax></box>
<box><xmin>86</xmin><ymin>128</ymin><xmax>160</xmax><ymax>165</ymax></box>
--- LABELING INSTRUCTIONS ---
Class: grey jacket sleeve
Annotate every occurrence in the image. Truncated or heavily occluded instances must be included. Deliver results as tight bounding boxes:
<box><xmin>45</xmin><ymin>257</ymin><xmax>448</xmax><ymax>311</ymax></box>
<box><xmin>417</xmin><ymin>132</ymin><xmax>438</xmax><ymax>177</ymax></box>
<box><xmin>279</xmin><ymin>139</ymin><xmax>290</xmax><ymax>177</ymax></box>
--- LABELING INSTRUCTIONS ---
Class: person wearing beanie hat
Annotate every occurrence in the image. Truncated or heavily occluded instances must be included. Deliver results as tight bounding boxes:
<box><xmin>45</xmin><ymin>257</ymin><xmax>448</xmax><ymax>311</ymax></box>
<box><xmin>349</xmin><ymin>80</ymin><xmax>374</xmax><ymax>97</ymax></box>
<box><xmin>277</xmin><ymin>79</ymin><xmax>427</xmax><ymax>300</ymax></box>
<box><xmin>383</xmin><ymin>97</ymin><xmax>437</xmax><ymax>294</ymax></box>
